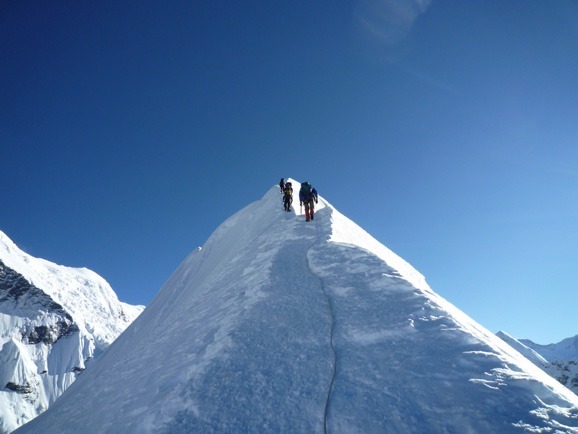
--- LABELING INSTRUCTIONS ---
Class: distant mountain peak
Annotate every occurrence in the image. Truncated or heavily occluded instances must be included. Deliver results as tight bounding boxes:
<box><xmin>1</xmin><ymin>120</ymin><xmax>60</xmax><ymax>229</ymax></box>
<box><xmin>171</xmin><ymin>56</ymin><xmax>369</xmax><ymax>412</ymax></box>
<box><xmin>498</xmin><ymin>331</ymin><xmax>578</xmax><ymax>397</ymax></box>
<box><xmin>0</xmin><ymin>230</ymin><xmax>143</xmax><ymax>433</ymax></box>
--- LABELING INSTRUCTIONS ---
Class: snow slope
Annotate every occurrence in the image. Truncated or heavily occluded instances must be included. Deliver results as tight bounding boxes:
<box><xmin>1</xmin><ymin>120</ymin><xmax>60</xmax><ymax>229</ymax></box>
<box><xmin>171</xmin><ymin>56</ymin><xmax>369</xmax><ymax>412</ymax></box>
<box><xmin>0</xmin><ymin>230</ymin><xmax>144</xmax><ymax>433</ymax></box>
<box><xmin>17</xmin><ymin>180</ymin><xmax>578</xmax><ymax>433</ymax></box>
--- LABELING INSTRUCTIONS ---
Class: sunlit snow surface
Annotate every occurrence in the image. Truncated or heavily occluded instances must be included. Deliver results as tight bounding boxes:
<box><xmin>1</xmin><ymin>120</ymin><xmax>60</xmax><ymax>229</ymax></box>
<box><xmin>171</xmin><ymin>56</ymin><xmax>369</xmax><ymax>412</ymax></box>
<box><xmin>17</xmin><ymin>180</ymin><xmax>578</xmax><ymax>433</ymax></box>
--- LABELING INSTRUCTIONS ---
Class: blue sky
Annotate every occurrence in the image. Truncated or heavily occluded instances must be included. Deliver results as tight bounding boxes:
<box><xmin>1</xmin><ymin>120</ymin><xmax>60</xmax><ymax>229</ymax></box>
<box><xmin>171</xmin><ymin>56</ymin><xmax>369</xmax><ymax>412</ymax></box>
<box><xmin>1</xmin><ymin>1</ymin><xmax>577</xmax><ymax>344</ymax></box>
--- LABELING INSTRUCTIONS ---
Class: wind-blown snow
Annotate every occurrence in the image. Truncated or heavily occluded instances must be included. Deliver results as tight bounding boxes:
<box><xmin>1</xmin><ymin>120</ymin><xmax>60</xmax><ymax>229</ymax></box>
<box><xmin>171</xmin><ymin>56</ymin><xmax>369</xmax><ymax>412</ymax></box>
<box><xmin>16</xmin><ymin>180</ymin><xmax>578</xmax><ymax>433</ymax></box>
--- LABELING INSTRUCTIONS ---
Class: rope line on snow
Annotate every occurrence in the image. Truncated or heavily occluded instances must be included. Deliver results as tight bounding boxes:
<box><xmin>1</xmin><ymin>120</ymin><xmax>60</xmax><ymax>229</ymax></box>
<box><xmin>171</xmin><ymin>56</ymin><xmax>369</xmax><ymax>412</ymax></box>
<box><xmin>306</xmin><ymin>213</ymin><xmax>337</xmax><ymax>434</ymax></box>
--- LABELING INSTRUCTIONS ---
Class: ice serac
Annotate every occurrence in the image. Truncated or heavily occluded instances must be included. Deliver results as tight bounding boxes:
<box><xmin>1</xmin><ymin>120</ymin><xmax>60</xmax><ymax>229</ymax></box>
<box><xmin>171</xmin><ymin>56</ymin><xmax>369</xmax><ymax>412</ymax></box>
<box><xmin>16</xmin><ymin>180</ymin><xmax>578</xmax><ymax>433</ymax></box>
<box><xmin>0</xmin><ymin>230</ymin><xmax>144</xmax><ymax>433</ymax></box>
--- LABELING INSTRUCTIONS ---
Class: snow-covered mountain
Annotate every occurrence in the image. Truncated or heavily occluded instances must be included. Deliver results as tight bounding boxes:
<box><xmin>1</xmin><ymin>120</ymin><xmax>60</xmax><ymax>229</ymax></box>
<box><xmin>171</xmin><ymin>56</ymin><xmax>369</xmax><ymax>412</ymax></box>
<box><xmin>521</xmin><ymin>335</ymin><xmax>578</xmax><ymax>362</ymax></box>
<box><xmin>498</xmin><ymin>331</ymin><xmax>578</xmax><ymax>396</ymax></box>
<box><xmin>0</xmin><ymin>230</ymin><xmax>144</xmax><ymax>433</ymax></box>
<box><xmin>16</xmin><ymin>180</ymin><xmax>578</xmax><ymax>433</ymax></box>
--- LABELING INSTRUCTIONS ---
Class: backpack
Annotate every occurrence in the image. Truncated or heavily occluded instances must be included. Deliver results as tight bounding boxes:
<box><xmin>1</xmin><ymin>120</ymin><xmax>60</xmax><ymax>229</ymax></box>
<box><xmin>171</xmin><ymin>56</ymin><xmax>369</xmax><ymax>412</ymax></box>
<box><xmin>300</xmin><ymin>182</ymin><xmax>314</xmax><ymax>203</ymax></box>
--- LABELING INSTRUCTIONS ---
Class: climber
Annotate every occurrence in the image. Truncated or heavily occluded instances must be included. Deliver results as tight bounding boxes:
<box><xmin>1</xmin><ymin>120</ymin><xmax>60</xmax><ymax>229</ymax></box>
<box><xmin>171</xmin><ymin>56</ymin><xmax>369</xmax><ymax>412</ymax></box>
<box><xmin>283</xmin><ymin>182</ymin><xmax>293</xmax><ymax>212</ymax></box>
<box><xmin>279</xmin><ymin>178</ymin><xmax>285</xmax><ymax>193</ymax></box>
<box><xmin>299</xmin><ymin>182</ymin><xmax>318</xmax><ymax>222</ymax></box>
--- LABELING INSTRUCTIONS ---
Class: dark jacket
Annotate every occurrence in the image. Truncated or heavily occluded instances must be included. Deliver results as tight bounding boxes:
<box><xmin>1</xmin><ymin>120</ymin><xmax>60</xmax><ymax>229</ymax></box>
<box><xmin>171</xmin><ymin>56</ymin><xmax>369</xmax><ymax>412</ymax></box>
<box><xmin>299</xmin><ymin>184</ymin><xmax>318</xmax><ymax>203</ymax></box>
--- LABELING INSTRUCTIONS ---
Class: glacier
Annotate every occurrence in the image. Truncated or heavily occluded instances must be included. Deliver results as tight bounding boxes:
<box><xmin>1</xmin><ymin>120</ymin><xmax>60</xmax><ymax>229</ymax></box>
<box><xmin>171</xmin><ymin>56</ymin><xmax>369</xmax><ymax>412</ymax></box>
<box><xmin>16</xmin><ymin>180</ymin><xmax>578</xmax><ymax>433</ymax></box>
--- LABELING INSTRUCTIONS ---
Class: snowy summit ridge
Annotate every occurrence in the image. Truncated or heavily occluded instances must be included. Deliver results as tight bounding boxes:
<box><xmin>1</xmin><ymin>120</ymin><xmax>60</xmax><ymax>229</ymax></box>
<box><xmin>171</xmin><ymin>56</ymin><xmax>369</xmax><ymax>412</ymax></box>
<box><xmin>0</xmin><ymin>230</ymin><xmax>143</xmax><ymax>433</ymax></box>
<box><xmin>17</xmin><ymin>180</ymin><xmax>578</xmax><ymax>433</ymax></box>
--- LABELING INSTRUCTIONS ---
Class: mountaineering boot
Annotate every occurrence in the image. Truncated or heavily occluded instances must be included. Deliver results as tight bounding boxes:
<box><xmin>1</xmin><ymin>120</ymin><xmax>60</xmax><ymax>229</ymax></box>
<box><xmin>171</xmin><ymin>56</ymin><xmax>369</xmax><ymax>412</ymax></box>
<box><xmin>305</xmin><ymin>209</ymin><xmax>310</xmax><ymax>222</ymax></box>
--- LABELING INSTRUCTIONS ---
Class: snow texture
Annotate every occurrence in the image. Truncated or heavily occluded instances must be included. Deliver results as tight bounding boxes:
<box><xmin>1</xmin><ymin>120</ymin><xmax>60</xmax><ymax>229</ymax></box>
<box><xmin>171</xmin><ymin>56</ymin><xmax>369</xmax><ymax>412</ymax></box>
<box><xmin>16</xmin><ymin>180</ymin><xmax>578</xmax><ymax>433</ymax></box>
<box><xmin>0</xmin><ymin>230</ymin><xmax>143</xmax><ymax>433</ymax></box>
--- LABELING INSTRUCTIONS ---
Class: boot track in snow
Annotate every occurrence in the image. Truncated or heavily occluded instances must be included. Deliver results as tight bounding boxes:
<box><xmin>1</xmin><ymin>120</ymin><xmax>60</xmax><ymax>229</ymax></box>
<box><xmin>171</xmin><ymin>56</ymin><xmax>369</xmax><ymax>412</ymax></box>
<box><xmin>305</xmin><ymin>210</ymin><xmax>338</xmax><ymax>434</ymax></box>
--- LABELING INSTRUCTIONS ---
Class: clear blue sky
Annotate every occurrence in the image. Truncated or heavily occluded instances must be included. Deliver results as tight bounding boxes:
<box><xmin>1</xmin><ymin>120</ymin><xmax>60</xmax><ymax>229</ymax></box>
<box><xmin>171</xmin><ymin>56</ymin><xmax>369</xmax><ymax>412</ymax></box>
<box><xmin>2</xmin><ymin>1</ymin><xmax>577</xmax><ymax>344</ymax></box>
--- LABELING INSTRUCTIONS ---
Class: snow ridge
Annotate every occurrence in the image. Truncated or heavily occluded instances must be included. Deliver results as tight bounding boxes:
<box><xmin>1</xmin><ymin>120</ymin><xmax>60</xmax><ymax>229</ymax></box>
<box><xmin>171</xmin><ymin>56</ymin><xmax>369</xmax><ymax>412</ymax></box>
<box><xmin>15</xmin><ymin>180</ymin><xmax>578</xmax><ymax>433</ymax></box>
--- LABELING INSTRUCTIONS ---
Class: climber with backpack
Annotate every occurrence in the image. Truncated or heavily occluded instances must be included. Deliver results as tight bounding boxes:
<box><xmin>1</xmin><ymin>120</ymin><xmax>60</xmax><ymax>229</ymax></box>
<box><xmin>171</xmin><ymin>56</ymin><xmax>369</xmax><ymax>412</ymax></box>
<box><xmin>299</xmin><ymin>181</ymin><xmax>318</xmax><ymax>222</ymax></box>
<box><xmin>283</xmin><ymin>181</ymin><xmax>293</xmax><ymax>212</ymax></box>
<box><xmin>279</xmin><ymin>178</ymin><xmax>285</xmax><ymax>193</ymax></box>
